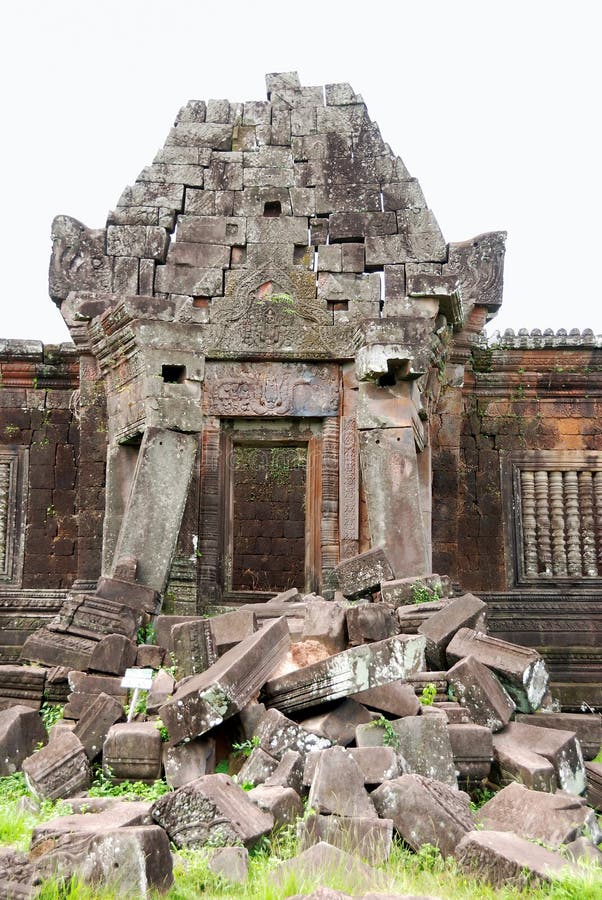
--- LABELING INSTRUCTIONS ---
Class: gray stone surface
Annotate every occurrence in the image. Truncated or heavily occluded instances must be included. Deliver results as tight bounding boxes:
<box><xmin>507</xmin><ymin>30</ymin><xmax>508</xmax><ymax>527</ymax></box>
<box><xmin>102</xmin><ymin>722</ymin><xmax>162</xmax><ymax>783</ymax></box>
<box><xmin>255</xmin><ymin>707</ymin><xmax>332</xmax><ymax>760</ymax></box>
<box><xmin>492</xmin><ymin>722</ymin><xmax>586</xmax><ymax>795</ymax></box>
<box><xmin>334</xmin><ymin>547</ymin><xmax>395</xmax><ymax>599</ymax></box>
<box><xmin>372</xmin><ymin>774</ymin><xmax>473</xmax><ymax>857</ymax></box>
<box><xmin>160</xmin><ymin>617</ymin><xmax>290</xmax><ymax>744</ymax></box>
<box><xmin>89</xmin><ymin>634</ymin><xmax>137</xmax><ymax>675</ymax></box>
<box><xmin>308</xmin><ymin>746</ymin><xmax>377</xmax><ymax>818</ymax></box>
<box><xmin>346</xmin><ymin>603</ymin><xmax>398</xmax><ymax>645</ymax></box>
<box><xmin>417</xmin><ymin>593</ymin><xmax>487</xmax><ymax>669</ymax></box>
<box><xmin>515</xmin><ymin>712</ymin><xmax>602</xmax><ymax>761</ymax></box>
<box><xmin>73</xmin><ymin>692</ymin><xmax>125</xmax><ymax>760</ymax></box>
<box><xmin>455</xmin><ymin>830</ymin><xmax>579</xmax><ymax>888</ymax></box>
<box><xmin>350</xmin><ymin>682</ymin><xmax>421</xmax><ymax>718</ymax></box>
<box><xmin>300</xmin><ymin>698</ymin><xmax>374</xmax><ymax>746</ymax></box>
<box><xmin>447</xmin><ymin>655</ymin><xmax>515</xmax><ymax>732</ymax></box>
<box><xmin>302</xmin><ymin>601</ymin><xmax>348</xmax><ymax>654</ymax></box>
<box><xmin>446</xmin><ymin>628</ymin><xmax>549</xmax><ymax>713</ymax></box>
<box><xmin>0</xmin><ymin>704</ymin><xmax>47</xmax><ymax>775</ymax></box>
<box><xmin>207</xmin><ymin>846</ymin><xmax>249</xmax><ymax>884</ymax></box>
<box><xmin>22</xmin><ymin>731</ymin><xmax>90</xmax><ymax>800</ymax></box>
<box><xmin>359</xmin><ymin>715</ymin><xmax>457</xmax><ymax>787</ymax></box>
<box><xmin>151</xmin><ymin>773</ymin><xmax>273</xmax><ymax>849</ymax></box>
<box><xmin>262</xmin><ymin>634</ymin><xmax>425</xmax><ymax>715</ymax></box>
<box><xmin>163</xmin><ymin>737</ymin><xmax>216</xmax><ymax>789</ymax></box>
<box><xmin>269</xmin><ymin>843</ymin><xmax>382</xmax><ymax>894</ymax></box>
<box><xmin>237</xmin><ymin>746</ymin><xmax>279</xmax><ymax>787</ymax></box>
<box><xmin>477</xmin><ymin>782</ymin><xmax>600</xmax><ymax>849</ymax></box>
<box><xmin>248</xmin><ymin>784</ymin><xmax>303</xmax><ymax>826</ymax></box>
<box><xmin>298</xmin><ymin>815</ymin><xmax>393</xmax><ymax>865</ymax></box>
<box><xmin>303</xmin><ymin>746</ymin><xmax>400</xmax><ymax>787</ymax></box>
<box><xmin>448</xmin><ymin>723</ymin><xmax>493</xmax><ymax>786</ymax></box>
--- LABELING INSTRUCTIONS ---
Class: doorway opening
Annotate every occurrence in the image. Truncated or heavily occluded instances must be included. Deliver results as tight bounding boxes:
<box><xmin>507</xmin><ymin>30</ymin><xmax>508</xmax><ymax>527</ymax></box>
<box><xmin>231</xmin><ymin>444</ymin><xmax>307</xmax><ymax>592</ymax></box>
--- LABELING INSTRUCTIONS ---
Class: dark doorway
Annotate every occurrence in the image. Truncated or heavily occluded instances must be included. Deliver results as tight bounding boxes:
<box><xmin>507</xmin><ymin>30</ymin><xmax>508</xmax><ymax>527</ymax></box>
<box><xmin>231</xmin><ymin>444</ymin><xmax>307</xmax><ymax>592</ymax></box>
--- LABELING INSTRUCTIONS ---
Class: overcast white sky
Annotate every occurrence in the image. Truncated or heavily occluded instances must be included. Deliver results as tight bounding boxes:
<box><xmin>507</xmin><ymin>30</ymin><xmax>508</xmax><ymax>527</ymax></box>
<box><xmin>1</xmin><ymin>0</ymin><xmax>600</xmax><ymax>343</ymax></box>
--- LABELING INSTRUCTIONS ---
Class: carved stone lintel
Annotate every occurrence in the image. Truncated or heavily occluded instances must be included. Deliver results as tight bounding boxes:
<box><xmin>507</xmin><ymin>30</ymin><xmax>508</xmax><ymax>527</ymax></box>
<box><xmin>444</xmin><ymin>231</ymin><xmax>506</xmax><ymax>319</ymax></box>
<box><xmin>49</xmin><ymin>216</ymin><xmax>112</xmax><ymax>305</ymax></box>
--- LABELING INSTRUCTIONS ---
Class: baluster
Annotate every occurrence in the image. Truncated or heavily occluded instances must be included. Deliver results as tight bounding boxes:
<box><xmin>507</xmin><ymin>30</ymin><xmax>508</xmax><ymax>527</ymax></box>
<box><xmin>0</xmin><ymin>462</ymin><xmax>9</xmax><ymax>572</ymax></box>
<box><xmin>593</xmin><ymin>471</ymin><xmax>602</xmax><ymax>573</ymax></box>
<box><xmin>534</xmin><ymin>470</ymin><xmax>552</xmax><ymax>576</ymax></box>
<box><xmin>578</xmin><ymin>470</ymin><xmax>597</xmax><ymax>576</ymax></box>
<box><xmin>564</xmin><ymin>470</ymin><xmax>582</xmax><ymax>576</ymax></box>
<box><xmin>520</xmin><ymin>471</ymin><xmax>538</xmax><ymax>576</ymax></box>
<box><xmin>549</xmin><ymin>470</ymin><xmax>568</xmax><ymax>576</ymax></box>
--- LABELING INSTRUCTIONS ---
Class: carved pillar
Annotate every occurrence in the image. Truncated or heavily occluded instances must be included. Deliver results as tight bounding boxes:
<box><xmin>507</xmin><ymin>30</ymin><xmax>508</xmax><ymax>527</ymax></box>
<box><xmin>74</xmin><ymin>353</ymin><xmax>107</xmax><ymax>591</ymax></box>
<box><xmin>111</xmin><ymin>427</ymin><xmax>198</xmax><ymax>594</ymax></box>
<box><xmin>320</xmin><ymin>416</ymin><xmax>339</xmax><ymax>589</ymax></box>
<box><xmin>198</xmin><ymin>417</ymin><xmax>222</xmax><ymax>604</ymax></box>
<box><xmin>359</xmin><ymin>426</ymin><xmax>429</xmax><ymax>577</ymax></box>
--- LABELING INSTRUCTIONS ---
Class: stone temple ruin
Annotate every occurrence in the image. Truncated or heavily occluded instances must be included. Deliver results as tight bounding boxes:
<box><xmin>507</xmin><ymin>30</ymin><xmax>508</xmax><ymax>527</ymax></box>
<box><xmin>0</xmin><ymin>72</ymin><xmax>601</xmax><ymax>894</ymax></box>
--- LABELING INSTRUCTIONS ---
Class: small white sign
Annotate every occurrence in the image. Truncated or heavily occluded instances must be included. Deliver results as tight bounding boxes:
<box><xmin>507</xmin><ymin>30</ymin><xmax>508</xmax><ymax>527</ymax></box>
<box><xmin>121</xmin><ymin>668</ymin><xmax>154</xmax><ymax>690</ymax></box>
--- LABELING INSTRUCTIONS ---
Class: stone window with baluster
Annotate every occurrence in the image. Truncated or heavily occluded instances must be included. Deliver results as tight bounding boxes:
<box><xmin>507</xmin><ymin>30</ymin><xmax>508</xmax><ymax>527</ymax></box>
<box><xmin>504</xmin><ymin>451</ymin><xmax>602</xmax><ymax>585</ymax></box>
<box><xmin>0</xmin><ymin>447</ymin><xmax>28</xmax><ymax>587</ymax></box>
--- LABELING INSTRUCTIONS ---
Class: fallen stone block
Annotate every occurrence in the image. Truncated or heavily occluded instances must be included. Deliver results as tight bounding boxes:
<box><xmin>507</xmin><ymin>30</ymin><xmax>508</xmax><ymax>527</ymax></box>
<box><xmin>418</xmin><ymin>594</ymin><xmax>487</xmax><ymax>669</ymax></box>
<box><xmin>455</xmin><ymin>829</ymin><xmax>579</xmax><ymax>887</ymax></box>
<box><xmin>492</xmin><ymin>722</ymin><xmax>586</xmax><ymax>795</ymax></box>
<box><xmin>163</xmin><ymin>737</ymin><xmax>216</xmax><ymax>788</ymax></box>
<box><xmin>237</xmin><ymin>746</ymin><xmax>279</xmax><ymax>786</ymax></box>
<box><xmin>96</xmin><ymin>575</ymin><xmax>160</xmax><ymax>615</ymax></box>
<box><xmin>357</xmin><ymin>715</ymin><xmax>457</xmax><ymax>787</ymax></box>
<box><xmin>380</xmin><ymin>574</ymin><xmax>451</xmax><ymax>608</ymax></box>
<box><xmin>22</xmin><ymin>731</ymin><xmax>90</xmax><ymax>800</ymax></box>
<box><xmin>0</xmin><ymin>847</ymin><xmax>42</xmax><ymax>899</ymax></box>
<box><xmin>89</xmin><ymin>634</ymin><xmax>137</xmax><ymax>675</ymax></box>
<box><xmin>395</xmin><ymin>598</ymin><xmax>451</xmax><ymax>633</ymax></box>
<box><xmin>448</xmin><ymin>723</ymin><xmax>493</xmax><ymax>787</ymax></box>
<box><xmin>407</xmin><ymin>671</ymin><xmax>448</xmax><ymax>702</ymax></box>
<box><xmin>372</xmin><ymin>774</ymin><xmax>473</xmax><ymax>857</ymax></box>
<box><xmin>564</xmin><ymin>836</ymin><xmax>602</xmax><ymax>866</ymax></box>
<box><xmin>49</xmin><ymin>594</ymin><xmax>142</xmax><ymax>642</ymax></box>
<box><xmin>207</xmin><ymin>846</ymin><xmax>249</xmax><ymax>884</ymax></box>
<box><xmin>300</xmin><ymin>698</ymin><xmax>374</xmax><ymax>746</ymax></box>
<box><xmin>146</xmin><ymin>668</ymin><xmax>176</xmax><ymax>714</ymax></box>
<box><xmin>303</xmin><ymin>746</ymin><xmax>400</xmax><ymax>787</ymax></box>
<box><xmin>515</xmin><ymin>712</ymin><xmax>602</xmax><ymax>761</ymax></box>
<box><xmin>346</xmin><ymin>603</ymin><xmax>398</xmax><ymax>645</ymax></box>
<box><xmin>155</xmin><ymin>614</ymin><xmax>203</xmax><ymax>651</ymax></box>
<box><xmin>308</xmin><ymin>746</ymin><xmax>377</xmax><ymax>818</ymax></box>
<box><xmin>209</xmin><ymin>609</ymin><xmax>257</xmax><ymax>654</ymax></box>
<box><xmin>302</xmin><ymin>601</ymin><xmax>348</xmax><ymax>654</ymax></box>
<box><xmin>103</xmin><ymin>722</ymin><xmax>163</xmax><ymax>783</ymax></box>
<box><xmin>334</xmin><ymin>547</ymin><xmax>394</xmax><ymax>599</ymax></box>
<box><xmin>33</xmin><ymin>825</ymin><xmax>173</xmax><ymax>896</ymax></box>
<box><xmin>477</xmin><ymin>781</ymin><xmax>601</xmax><ymax>849</ymax></box>
<box><xmin>0</xmin><ymin>704</ymin><xmax>47</xmax><ymax>775</ymax></box>
<box><xmin>446</xmin><ymin>628</ymin><xmax>549</xmax><ymax>712</ymax></box>
<box><xmin>298</xmin><ymin>814</ymin><xmax>393</xmax><ymax>865</ymax></box>
<box><xmin>136</xmin><ymin>644</ymin><xmax>166</xmax><ymax>669</ymax></box>
<box><xmin>160</xmin><ymin>617</ymin><xmax>290</xmax><ymax>744</ymax></box>
<box><xmin>64</xmin><ymin>672</ymin><xmax>128</xmax><ymax>720</ymax></box>
<box><xmin>171</xmin><ymin>617</ymin><xmax>217</xmax><ymax>679</ymax></box>
<box><xmin>21</xmin><ymin>627</ymin><xmax>97</xmax><ymax>671</ymax></box>
<box><xmin>248</xmin><ymin>784</ymin><xmax>303</xmax><ymax>826</ymax></box>
<box><xmin>585</xmin><ymin>761</ymin><xmax>602</xmax><ymax>810</ymax></box>
<box><xmin>30</xmin><ymin>800</ymin><xmax>152</xmax><ymax>849</ymax></box>
<box><xmin>268</xmin><ymin>588</ymin><xmax>303</xmax><ymax>604</ymax></box>
<box><xmin>264</xmin><ymin>749</ymin><xmax>304</xmax><ymax>794</ymax></box>
<box><xmin>262</xmin><ymin>633</ymin><xmax>425</xmax><ymax>716</ymax></box>
<box><xmin>350</xmin><ymin>682</ymin><xmax>421</xmax><ymax>718</ymax></box>
<box><xmin>269</xmin><ymin>842</ymin><xmax>382</xmax><ymax>894</ymax></box>
<box><xmin>73</xmin><ymin>691</ymin><xmax>125</xmax><ymax>760</ymax></box>
<box><xmin>492</xmin><ymin>729</ymin><xmax>557</xmax><ymax>792</ymax></box>
<box><xmin>0</xmin><ymin>665</ymin><xmax>46</xmax><ymax>711</ymax></box>
<box><xmin>255</xmin><ymin>708</ymin><xmax>332</xmax><ymax>760</ymax></box>
<box><xmin>447</xmin><ymin>655</ymin><xmax>515</xmax><ymax>732</ymax></box>
<box><xmin>43</xmin><ymin>666</ymin><xmax>72</xmax><ymax>705</ymax></box>
<box><xmin>151</xmin><ymin>773</ymin><xmax>274</xmax><ymax>849</ymax></box>
<box><xmin>437</xmin><ymin>702</ymin><xmax>472</xmax><ymax>724</ymax></box>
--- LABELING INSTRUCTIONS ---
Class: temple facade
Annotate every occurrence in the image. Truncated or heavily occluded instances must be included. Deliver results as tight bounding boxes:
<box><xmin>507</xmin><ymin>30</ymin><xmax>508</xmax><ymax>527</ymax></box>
<box><xmin>1</xmin><ymin>73</ymin><xmax>600</xmax><ymax>707</ymax></box>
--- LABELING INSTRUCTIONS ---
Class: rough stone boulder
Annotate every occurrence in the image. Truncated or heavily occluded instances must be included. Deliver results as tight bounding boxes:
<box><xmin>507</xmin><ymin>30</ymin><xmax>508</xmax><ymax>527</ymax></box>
<box><xmin>0</xmin><ymin>705</ymin><xmax>47</xmax><ymax>775</ymax></box>
<box><xmin>150</xmin><ymin>773</ymin><xmax>274</xmax><ymax>849</ymax></box>
<box><xmin>455</xmin><ymin>830</ymin><xmax>579</xmax><ymax>887</ymax></box>
<box><xmin>371</xmin><ymin>774</ymin><xmax>473</xmax><ymax>857</ymax></box>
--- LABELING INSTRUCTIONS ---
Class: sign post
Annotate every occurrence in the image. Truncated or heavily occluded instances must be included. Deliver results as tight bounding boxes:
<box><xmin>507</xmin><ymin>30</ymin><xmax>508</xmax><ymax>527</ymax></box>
<box><xmin>121</xmin><ymin>668</ymin><xmax>154</xmax><ymax>722</ymax></box>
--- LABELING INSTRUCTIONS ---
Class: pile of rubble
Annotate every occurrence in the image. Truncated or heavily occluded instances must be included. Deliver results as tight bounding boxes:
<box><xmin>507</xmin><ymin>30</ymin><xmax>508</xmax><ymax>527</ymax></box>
<box><xmin>0</xmin><ymin>547</ymin><xmax>601</xmax><ymax>897</ymax></box>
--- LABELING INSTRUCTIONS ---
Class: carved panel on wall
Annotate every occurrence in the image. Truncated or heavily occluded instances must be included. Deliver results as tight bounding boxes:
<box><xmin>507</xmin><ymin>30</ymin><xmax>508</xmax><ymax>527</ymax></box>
<box><xmin>503</xmin><ymin>451</ymin><xmax>602</xmax><ymax>585</ymax></box>
<box><xmin>0</xmin><ymin>447</ymin><xmax>28</xmax><ymax>588</ymax></box>
<box><xmin>203</xmin><ymin>363</ymin><xmax>339</xmax><ymax>418</ymax></box>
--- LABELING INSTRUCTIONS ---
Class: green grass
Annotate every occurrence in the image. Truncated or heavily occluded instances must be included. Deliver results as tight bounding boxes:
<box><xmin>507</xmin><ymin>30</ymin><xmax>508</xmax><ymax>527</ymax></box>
<box><xmin>1</xmin><ymin>774</ymin><xmax>601</xmax><ymax>899</ymax></box>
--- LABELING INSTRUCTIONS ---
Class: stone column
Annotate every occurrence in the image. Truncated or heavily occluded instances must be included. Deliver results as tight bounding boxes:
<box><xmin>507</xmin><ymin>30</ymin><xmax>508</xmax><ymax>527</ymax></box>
<box><xmin>111</xmin><ymin>427</ymin><xmax>199</xmax><ymax>594</ymax></box>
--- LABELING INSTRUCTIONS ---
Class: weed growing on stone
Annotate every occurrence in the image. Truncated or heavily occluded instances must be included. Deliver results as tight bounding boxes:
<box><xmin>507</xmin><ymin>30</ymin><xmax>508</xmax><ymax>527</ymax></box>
<box><xmin>40</xmin><ymin>702</ymin><xmax>63</xmax><ymax>733</ymax></box>
<box><xmin>367</xmin><ymin>714</ymin><xmax>400</xmax><ymax>749</ymax></box>
<box><xmin>419</xmin><ymin>682</ymin><xmax>437</xmax><ymax>705</ymax></box>
<box><xmin>232</xmin><ymin>735</ymin><xmax>260</xmax><ymax>758</ymax></box>
<box><xmin>87</xmin><ymin>766</ymin><xmax>170</xmax><ymax>802</ymax></box>
<box><xmin>411</xmin><ymin>580</ymin><xmax>442</xmax><ymax>604</ymax></box>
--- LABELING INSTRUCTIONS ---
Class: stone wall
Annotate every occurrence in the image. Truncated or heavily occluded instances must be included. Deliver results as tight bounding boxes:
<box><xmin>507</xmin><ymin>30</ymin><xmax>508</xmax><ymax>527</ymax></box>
<box><xmin>0</xmin><ymin>341</ymin><xmax>80</xmax><ymax>590</ymax></box>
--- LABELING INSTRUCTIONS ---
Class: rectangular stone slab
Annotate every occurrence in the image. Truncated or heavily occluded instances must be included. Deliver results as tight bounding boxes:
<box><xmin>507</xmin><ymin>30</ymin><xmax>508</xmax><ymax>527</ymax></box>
<box><xmin>262</xmin><ymin>633</ymin><xmax>425</xmax><ymax>715</ymax></box>
<box><xmin>446</xmin><ymin>628</ymin><xmax>549</xmax><ymax>712</ymax></box>
<box><xmin>515</xmin><ymin>712</ymin><xmax>602</xmax><ymax>761</ymax></box>
<box><xmin>334</xmin><ymin>547</ymin><xmax>394</xmax><ymax>599</ymax></box>
<box><xmin>20</xmin><ymin>627</ymin><xmax>97</xmax><ymax>671</ymax></box>
<box><xmin>159</xmin><ymin>617</ymin><xmax>290</xmax><ymax>744</ymax></box>
<box><xmin>418</xmin><ymin>593</ymin><xmax>487</xmax><ymax>669</ymax></box>
<box><xmin>0</xmin><ymin>665</ymin><xmax>46</xmax><ymax>711</ymax></box>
